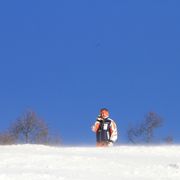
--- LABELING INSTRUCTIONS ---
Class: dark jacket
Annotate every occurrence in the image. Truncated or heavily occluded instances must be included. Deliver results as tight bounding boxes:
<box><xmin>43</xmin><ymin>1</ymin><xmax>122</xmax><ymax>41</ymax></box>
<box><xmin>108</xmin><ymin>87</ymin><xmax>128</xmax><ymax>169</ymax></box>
<box><xmin>96</xmin><ymin>118</ymin><xmax>113</xmax><ymax>143</ymax></box>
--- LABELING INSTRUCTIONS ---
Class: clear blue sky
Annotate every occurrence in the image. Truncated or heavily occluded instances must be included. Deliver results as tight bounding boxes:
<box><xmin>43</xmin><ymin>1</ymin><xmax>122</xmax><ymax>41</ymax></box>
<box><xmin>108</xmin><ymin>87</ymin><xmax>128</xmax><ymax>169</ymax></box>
<box><xmin>0</xmin><ymin>0</ymin><xmax>180</xmax><ymax>145</ymax></box>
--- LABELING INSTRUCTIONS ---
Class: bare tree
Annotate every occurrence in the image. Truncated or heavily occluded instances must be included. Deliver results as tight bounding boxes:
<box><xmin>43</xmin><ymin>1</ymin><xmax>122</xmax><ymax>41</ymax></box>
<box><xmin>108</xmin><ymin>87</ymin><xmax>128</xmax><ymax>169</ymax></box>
<box><xmin>127</xmin><ymin>112</ymin><xmax>163</xmax><ymax>144</ymax></box>
<box><xmin>0</xmin><ymin>131</ymin><xmax>16</xmax><ymax>145</ymax></box>
<box><xmin>10</xmin><ymin>110</ymin><xmax>49</xmax><ymax>144</ymax></box>
<box><xmin>47</xmin><ymin>133</ymin><xmax>61</xmax><ymax>146</ymax></box>
<box><xmin>164</xmin><ymin>136</ymin><xmax>174</xmax><ymax>144</ymax></box>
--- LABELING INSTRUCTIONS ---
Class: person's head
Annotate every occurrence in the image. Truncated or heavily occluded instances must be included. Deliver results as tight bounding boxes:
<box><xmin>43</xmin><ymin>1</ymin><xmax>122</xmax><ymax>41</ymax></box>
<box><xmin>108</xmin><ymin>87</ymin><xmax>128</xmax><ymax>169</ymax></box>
<box><xmin>100</xmin><ymin>108</ymin><xmax>109</xmax><ymax>119</ymax></box>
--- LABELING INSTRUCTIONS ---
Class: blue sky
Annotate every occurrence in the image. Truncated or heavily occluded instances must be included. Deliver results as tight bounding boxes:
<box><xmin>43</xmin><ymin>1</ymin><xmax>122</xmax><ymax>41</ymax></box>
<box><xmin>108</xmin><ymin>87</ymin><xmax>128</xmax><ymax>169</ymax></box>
<box><xmin>0</xmin><ymin>0</ymin><xmax>180</xmax><ymax>145</ymax></box>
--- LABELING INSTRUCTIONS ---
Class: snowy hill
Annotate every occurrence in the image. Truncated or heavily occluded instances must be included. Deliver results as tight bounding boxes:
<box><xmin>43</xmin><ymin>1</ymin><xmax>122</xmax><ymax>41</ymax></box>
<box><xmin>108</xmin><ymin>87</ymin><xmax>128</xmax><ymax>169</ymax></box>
<box><xmin>0</xmin><ymin>145</ymin><xmax>180</xmax><ymax>180</ymax></box>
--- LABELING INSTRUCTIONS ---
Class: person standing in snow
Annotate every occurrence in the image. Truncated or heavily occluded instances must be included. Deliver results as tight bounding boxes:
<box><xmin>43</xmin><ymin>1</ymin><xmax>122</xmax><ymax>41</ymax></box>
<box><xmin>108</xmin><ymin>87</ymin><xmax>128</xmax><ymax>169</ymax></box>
<box><xmin>91</xmin><ymin>108</ymin><xmax>118</xmax><ymax>147</ymax></box>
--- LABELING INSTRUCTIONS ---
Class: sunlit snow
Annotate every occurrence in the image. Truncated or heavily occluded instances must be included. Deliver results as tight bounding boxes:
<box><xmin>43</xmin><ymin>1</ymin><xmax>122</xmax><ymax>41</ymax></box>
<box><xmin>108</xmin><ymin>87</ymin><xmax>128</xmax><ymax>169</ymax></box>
<box><xmin>0</xmin><ymin>145</ymin><xmax>180</xmax><ymax>180</ymax></box>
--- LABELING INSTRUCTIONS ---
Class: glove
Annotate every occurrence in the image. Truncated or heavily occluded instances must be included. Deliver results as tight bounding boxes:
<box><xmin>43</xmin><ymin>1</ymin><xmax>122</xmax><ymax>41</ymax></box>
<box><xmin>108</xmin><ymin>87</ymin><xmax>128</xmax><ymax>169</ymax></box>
<box><xmin>91</xmin><ymin>125</ymin><xmax>96</xmax><ymax>132</ymax></box>
<box><xmin>108</xmin><ymin>140</ymin><xmax>114</xmax><ymax>147</ymax></box>
<box><xmin>96</xmin><ymin>115</ymin><xmax>103</xmax><ymax>121</ymax></box>
<box><xmin>108</xmin><ymin>142</ymin><xmax>113</xmax><ymax>147</ymax></box>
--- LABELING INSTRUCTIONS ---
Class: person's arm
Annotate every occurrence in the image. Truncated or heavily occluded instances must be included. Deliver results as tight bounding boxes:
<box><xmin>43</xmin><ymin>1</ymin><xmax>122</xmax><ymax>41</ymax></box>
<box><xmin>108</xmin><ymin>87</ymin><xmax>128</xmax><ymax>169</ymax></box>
<box><xmin>109</xmin><ymin>120</ymin><xmax>118</xmax><ymax>142</ymax></box>
<box><xmin>91</xmin><ymin>120</ymin><xmax>100</xmax><ymax>132</ymax></box>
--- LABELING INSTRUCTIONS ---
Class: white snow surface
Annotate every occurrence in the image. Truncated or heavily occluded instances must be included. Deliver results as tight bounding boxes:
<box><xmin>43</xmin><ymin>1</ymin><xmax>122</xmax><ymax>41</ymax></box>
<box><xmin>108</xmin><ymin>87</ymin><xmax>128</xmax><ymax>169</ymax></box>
<box><xmin>0</xmin><ymin>145</ymin><xmax>180</xmax><ymax>180</ymax></box>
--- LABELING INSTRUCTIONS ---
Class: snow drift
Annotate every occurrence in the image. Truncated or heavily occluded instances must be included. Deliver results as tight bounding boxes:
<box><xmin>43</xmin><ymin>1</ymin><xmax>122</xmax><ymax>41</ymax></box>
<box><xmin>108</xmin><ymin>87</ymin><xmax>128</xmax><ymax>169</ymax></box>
<box><xmin>0</xmin><ymin>145</ymin><xmax>180</xmax><ymax>180</ymax></box>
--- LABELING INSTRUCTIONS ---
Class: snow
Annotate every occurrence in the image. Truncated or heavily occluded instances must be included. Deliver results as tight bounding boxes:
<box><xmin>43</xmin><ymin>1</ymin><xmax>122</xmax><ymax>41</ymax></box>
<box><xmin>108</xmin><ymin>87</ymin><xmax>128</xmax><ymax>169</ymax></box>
<box><xmin>0</xmin><ymin>145</ymin><xmax>180</xmax><ymax>180</ymax></box>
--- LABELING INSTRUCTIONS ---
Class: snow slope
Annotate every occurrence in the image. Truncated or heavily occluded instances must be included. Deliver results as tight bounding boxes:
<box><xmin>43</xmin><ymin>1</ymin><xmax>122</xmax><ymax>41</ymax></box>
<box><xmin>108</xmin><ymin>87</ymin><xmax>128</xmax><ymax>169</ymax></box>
<box><xmin>0</xmin><ymin>145</ymin><xmax>180</xmax><ymax>180</ymax></box>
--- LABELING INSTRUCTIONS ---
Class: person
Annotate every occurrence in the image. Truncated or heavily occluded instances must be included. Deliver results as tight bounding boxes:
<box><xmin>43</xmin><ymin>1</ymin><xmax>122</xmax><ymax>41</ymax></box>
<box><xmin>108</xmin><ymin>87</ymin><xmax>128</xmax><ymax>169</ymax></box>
<box><xmin>91</xmin><ymin>108</ymin><xmax>118</xmax><ymax>147</ymax></box>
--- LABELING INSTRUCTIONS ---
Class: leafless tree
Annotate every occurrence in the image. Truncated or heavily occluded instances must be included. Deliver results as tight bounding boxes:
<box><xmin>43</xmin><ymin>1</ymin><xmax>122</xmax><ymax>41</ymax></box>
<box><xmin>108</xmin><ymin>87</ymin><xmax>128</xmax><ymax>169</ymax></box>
<box><xmin>127</xmin><ymin>112</ymin><xmax>163</xmax><ymax>144</ymax></box>
<box><xmin>10</xmin><ymin>110</ymin><xmax>49</xmax><ymax>144</ymax></box>
<box><xmin>47</xmin><ymin>133</ymin><xmax>61</xmax><ymax>146</ymax></box>
<box><xmin>164</xmin><ymin>136</ymin><xmax>174</xmax><ymax>144</ymax></box>
<box><xmin>0</xmin><ymin>131</ymin><xmax>16</xmax><ymax>145</ymax></box>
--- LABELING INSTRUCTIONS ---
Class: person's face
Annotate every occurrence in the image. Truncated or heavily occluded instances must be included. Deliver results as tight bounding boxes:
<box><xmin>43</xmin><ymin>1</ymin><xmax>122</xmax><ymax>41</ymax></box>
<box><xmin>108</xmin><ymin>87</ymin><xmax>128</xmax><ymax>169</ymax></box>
<box><xmin>100</xmin><ymin>110</ymin><xmax>109</xmax><ymax>119</ymax></box>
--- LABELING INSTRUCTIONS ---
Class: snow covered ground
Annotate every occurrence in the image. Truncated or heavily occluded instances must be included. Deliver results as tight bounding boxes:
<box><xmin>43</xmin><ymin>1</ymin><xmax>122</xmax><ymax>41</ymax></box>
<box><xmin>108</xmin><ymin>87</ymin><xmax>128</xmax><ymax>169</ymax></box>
<box><xmin>0</xmin><ymin>145</ymin><xmax>180</xmax><ymax>180</ymax></box>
